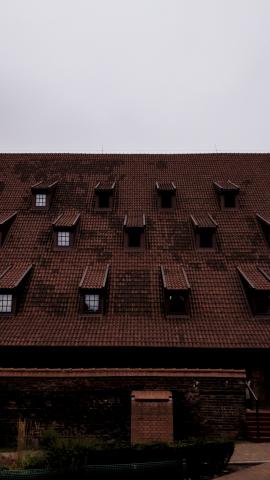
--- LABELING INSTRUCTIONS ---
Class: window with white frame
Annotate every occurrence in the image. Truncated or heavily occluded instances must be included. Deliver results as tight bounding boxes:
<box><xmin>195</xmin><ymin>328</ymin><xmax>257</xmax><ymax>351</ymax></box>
<box><xmin>57</xmin><ymin>231</ymin><xmax>70</xmax><ymax>247</ymax></box>
<box><xmin>35</xmin><ymin>193</ymin><xmax>47</xmax><ymax>207</ymax></box>
<box><xmin>0</xmin><ymin>294</ymin><xmax>12</xmax><ymax>313</ymax></box>
<box><xmin>84</xmin><ymin>294</ymin><xmax>100</xmax><ymax>312</ymax></box>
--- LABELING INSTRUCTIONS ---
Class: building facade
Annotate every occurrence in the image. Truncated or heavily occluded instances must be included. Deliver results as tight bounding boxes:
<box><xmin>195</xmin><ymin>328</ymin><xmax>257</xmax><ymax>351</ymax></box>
<box><xmin>0</xmin><ymin>153</ymin><xmax>269</xmax><ymax>446</ymax></box>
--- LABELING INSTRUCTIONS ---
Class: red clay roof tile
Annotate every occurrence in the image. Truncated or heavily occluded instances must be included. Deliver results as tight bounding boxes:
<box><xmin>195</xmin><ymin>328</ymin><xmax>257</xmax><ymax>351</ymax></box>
<box><xmin>161</xmin><ymin>266</ymin><xmax>190</xmax><ymax>291</ymax></box>
<box><xmin>52</xmin><ymin>211</ymin><xmax>80</xmax><ymax>228</ymax></box>
<box><xmin>237</xmin><ymin>266</ymin><xmax>270</xmax><ymax>291</ymax></box>
<box><xmin>0</xmin><ymin>263</ymin><xmax>32</xmax><ymax>289</ymax></box>
<box><xmin>124</xmin><ymin>214</ymin><xmax>146</xmax><ymax>228</ymax></box>
<box><xmin>190</xmin><ymin>214</ymin><xmax>218</xmax><ymax>229</ymax></box>
<box><xmin>79</xmin><ymin>265</ymin><xmax>109</xmax><ymax>289</ymax></box>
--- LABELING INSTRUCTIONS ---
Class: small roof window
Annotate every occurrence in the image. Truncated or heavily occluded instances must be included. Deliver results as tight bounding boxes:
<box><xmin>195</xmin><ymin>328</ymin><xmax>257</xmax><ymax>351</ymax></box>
<box><xmin>214</xmin><ymin>180</ymin><xmax>240</xmax><ymax>209</ymax></box>
<box><xmin>123</xmin><ymin>214</ymin><xmax>146</xmax><ymax>249</ymax></box>
<box><xmin>161</xmin><ymin>265</ymin><xmax>190</xmax><ymax>316</ymax></box>
<box><xmin>52</xmin><ymin>212</ymin><xmax>80</xmax><ymax>249</ymax></box>
<box><xmin>191</xmin><ymin>214</ymin><xmax>218</xmax><ymax>249</ymax></box>
<box><xmin>94</xmin><ymin>181</ymin><xmax>115</xmax><ymax>210</ymax></box>
<box><xmin>238</xmin><ymin>266</ymin><xmax>270</xmax><ymax>315</ymax></box>
<box><xmin>79</xmin><ymin>264</ymin><xmax>110</xmax><ymax>315</ymax></box>
<box><xmin>0</xmin><ymin>212</ymin><xmax>17</xmax><ymax>246</ymax></box>
<box><xmin>0</xmin><ymin>263</ymin><xmax>32</xmax><ymax>315</ymax></box>
<box><xmin>31</xmin><ymin>180</ymin><xmax>58</xmax><ymax>210</ymax></box>
<box><xmin>156</xmin><ymin>182</ymin><xmax>176</xmax><ymax>209</ymax></box>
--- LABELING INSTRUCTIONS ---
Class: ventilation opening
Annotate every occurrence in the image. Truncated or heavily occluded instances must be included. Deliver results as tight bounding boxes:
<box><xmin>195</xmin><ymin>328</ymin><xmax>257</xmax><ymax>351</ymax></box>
<box><xmin>199</xmin><ymin>229</ymin><xmax>214</xmax><ymax>248</ymax></box>
<box><xmin>161</xmin><ymin>192</ymin><xmax>173</xmax><ymax>208</ymax></box>
<box><xmin>128</xmin><ymin>230</ymin><xmax>141</xmax><ymax>248</ymax></box>
<box><xmin>98</xmin><ymin>192</ymin><xmax>110</xmax><ymax>209</ymax></box>
<box><xmin>224</xmin><ymin>193</ymin><xmax>236</xmax><ymax>208</ymax></box>
<box><xmin>168</xmin><ymin>292</ymin><xmax>187</xmax><ymax>314</ymax></box>
<box><xmin>253</xmin><ymin>293</ymin><xmax>270</xmax><ymax>315</ymax></box>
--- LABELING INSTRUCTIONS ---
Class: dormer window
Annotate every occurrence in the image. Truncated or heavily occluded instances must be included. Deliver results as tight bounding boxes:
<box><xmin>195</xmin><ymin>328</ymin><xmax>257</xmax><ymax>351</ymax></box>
<box><xmin>214</xmin><ymin>181</ymin><xmax>240</xmax><ymax>210</ymax></box>
<box><xmin>238</xmin><ymin>266</ymin><xmax>270</xmax><ymax>316</ymax></box>
<box><xmin>31</xmin><ymin>181</ymin><xmax>58</xmax><ymax>210</ymax></box>
<box><xmin>161</xmin><ymin>266</ymin><xmax>190</xmax><ymax>316</ymax></box>
<box><xmin>123</xmin><ymin>214</ymin><xmax>146</xmax><ymax>249</ymax></box>
<box><xmin>57</xmin><ymin>231</ymin><xmax>70</xmax><ymax>247</ymax></box>
<box><xmin>94</xmin><ymin>181</ymin><xmax>115</xmax><ymax>211</ymax></box>
<box><xmin>257</xmin><ymin>214</ymin><xmax>270</xmax><ymax>246</ymax></box>
<box><xmin>191</xmin><ymin>214</ymin><xmax>218</xmax><ymax>249</ymax></box>
<box><xmin>0</xmin><ymin>263</ymin><xmax>32</xmax><ymax>315</ymax></box>
<box><xmin>156</xmin><ymin>182</ymin><xmax>176</xmax><ymax>209</ymax></box>
<box><xmin>35</xmin><ymin>194</ymin><xmax>46</xmax><ymax>207</ymax></box>
<box><xmin>0</xmin><ymin>212</ymin><xmax>17</xmax><ymax>246</ymax></box>
<box><xmin>79</xmin><ymin>264</ymin><xmax>109</xmax><ymax>315</ymax></box>
<box><xmin>52</xmin><ymin>212</ymin><xmax>80</xmax><ymax>250</ymax></box>
<box><xmin>0</xmin><ymin>294</ymin><xmax>12</xmax><ymax>313</ymax></box>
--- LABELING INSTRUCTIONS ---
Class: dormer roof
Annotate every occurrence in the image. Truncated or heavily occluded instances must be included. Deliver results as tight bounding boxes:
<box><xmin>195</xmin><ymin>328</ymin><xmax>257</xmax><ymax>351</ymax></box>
<box><xmin>124</xmin><ymin>214</ymin><xmax>146</xmax><ymax>229</ymax></box>
<box><xmin>213</xmin><ymin>180</ymin><xmax>240</xmax><ymax>193</ymax></box>
<box><xmin>0</xmin><ymin>263</ymin><xmax>32</xmax><ymax>290</ymax></box>
<box><xmin>52</xmin><ymin>212</ymin><xmax>80</xmax><ymax>229</ymax></box>
<box><xmin>237</xmin><ymin>266</ymin><xmax>270</xmax><ymax>291</ymax></box>
<box><xmin>190</xmin><ymin>214</ymin><xmax>218</xmax><ymax>230</ymax></box>
<box><xmin>0</xmin><ymin>212</ymin><xmax>17</xmax><ymax>227</ymax></box>
<box><xmin>79</xmin><ymin>265</ymin><xmax>110</xmax><ymax>290</ymax></box>
<box><xmin>156</xmin><ymin>182</ymin><xmax>176</xmax><ymax>192</ymax></box>
<box><xmin>31</xmin><ymin>180</ymin><xmax>58</xmax><ymax>192</ymax></box>
<box><xmin>257</xmin><ymin>213</ymin><xmax>270</xmax><ymax>228</ymax></box>
<box><xmin>94</xmin><ymin>181</ymin><xmax>115</xmax><ymax>192</ymax></box>
<box><xmin>161</xmin><ymin>266</ymin><xmax>190</xmax><ymax>291</ymax></box>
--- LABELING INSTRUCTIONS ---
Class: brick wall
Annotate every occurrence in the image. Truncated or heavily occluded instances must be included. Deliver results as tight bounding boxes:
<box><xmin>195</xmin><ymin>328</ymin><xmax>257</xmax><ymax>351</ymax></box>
<box><xmin>0</xmin><ymin>369</ymin><xmax>246</xmax><ymax>447</ymax></box>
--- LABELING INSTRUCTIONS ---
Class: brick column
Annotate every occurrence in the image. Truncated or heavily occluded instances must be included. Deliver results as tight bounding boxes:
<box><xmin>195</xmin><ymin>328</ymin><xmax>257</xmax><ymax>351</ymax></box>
<box><xmin>131</xmin><ymin>390</ymin><xmax>173</xmax><ymax>444</ymax></box>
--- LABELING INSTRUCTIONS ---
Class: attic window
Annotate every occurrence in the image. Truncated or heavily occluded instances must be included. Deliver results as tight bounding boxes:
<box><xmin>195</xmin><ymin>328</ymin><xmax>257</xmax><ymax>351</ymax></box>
<box><xmin>156</xmin><ymin>182</ymin><xmax>176</xmax><ymax>209</ymax></box>
<box><xmin>214</xmin><ymin>181</ymin><xmax>240</xmax><ymax>210</ymax></box>
<box><xmin>52</xmin><ymin>212</ymin><xmax>80</xmax><ymax>250</ymax></box>
<box><xmin>35</xmin><ymin>194</ymin><xmax>46</xmax><ymax>207</ymax></box>
<box><xmin>191</xmin><ymin>214</ymin><xmax>218</xmax><ymax>249</ymax></box>
<box><xmin>0</xmin><ymin>212</ymin><xmax>17</xmax><ymax>246</ymax></box>
<box><xmin>123</xmin><ymin>214</ymin><xmax>146</xmax><ymax>249</ymax></box>
<box><xmin>57</xmin><ymin>231</ymin><xmax>70</xmax><ymax>247</ymax></box>
<box><xmin>257</xmin><ymin>214</ymin><xmax>270</xmax><ymax>246</ymax></box>
<box><xmin>79</xmin><ymin>265</ymin><xmax>109</xmax><ymax>315</ymax></box>
<box><xmin>94</xmin><ymin>181</ymin><xmax>115</xmax><ymax>211</ymax></box>
<box><xmin>0</xmin><ymin>294</ymin><xmax>12</xmax><ymax>313</ymax></box>
<box><xmin>161</xmin><ymin>266</ymin><xmax>190</xmax><ymax>316</ymax></box>
<box><xmin>0</xmin><ymin>263</ymin><xmax>32</xmax><ymax>315</ymax></box>
<box><xmin>238</xmin><ymin>266</ymin><xmax>270</xmax><ymax>316</ymax></box>
<box><xmin>31</xmin><ymin>181</ymin><xmax>58</xmax><ymax>210</ymax></box>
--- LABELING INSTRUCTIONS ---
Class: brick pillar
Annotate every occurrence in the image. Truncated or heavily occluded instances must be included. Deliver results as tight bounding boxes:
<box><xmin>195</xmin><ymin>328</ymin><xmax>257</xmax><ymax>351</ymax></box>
<box><xmin>131</xmin><ymin>390</ymin><xmax>173</xmax><ymax>444</ymax></box>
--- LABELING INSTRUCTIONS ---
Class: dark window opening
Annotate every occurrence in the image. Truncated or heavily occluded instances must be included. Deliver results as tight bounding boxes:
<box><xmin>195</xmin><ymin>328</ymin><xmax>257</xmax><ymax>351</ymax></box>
<box><xmin>161</xmin><ymin>192</ymin><xmax>172</xmax><ymax>208</ymax></box>
<box><xmin>98</xmin><ymin>192</ymin><xmax>110</xmax><ymax>209</ymax></box>
<box><xmin>199</xmin><ymin>229</ymin><xmax>214</xmax><ymax>248</ymax></box>
<box><xmin>128</xmin><ymin>229</ymin><xmax>141</xmax><ymax>248</ymax></box>
<box><xmin>224</xmin><ymin>193</ymin><xmax>236</xmax><ymax>209</ymax></box>
<box><xmin>167</xmin><ymin>292</ymin><xmax>187</xmax><ymax>315</ymax></box>
<box><xmin>252</xmin><ymin>293</ymin><xmax>270</xmax><ymax>315</ymax></box>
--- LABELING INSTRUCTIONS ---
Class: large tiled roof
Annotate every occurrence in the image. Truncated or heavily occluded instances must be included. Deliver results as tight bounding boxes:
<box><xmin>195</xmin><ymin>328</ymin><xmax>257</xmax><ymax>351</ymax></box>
<box><xmin>1</xmin><ymin>153</ymin><xmax>270</xmax><ymax>349</ymax></box>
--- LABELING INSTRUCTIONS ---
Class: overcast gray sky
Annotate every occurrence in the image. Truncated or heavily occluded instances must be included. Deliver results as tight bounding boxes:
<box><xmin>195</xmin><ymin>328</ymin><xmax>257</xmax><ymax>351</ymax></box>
<box><xmin>0</xmin><ymin>0</ymin><xmax>270</xmax><ymax>153</ymax></box>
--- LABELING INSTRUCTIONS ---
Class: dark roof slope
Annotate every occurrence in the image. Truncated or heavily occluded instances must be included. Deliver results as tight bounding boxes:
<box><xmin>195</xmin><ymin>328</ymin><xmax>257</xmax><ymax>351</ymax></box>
<box><xmin>0</xmin><ymin>153</ymin><xmax>270</xmax><ymax>348</ymax></box>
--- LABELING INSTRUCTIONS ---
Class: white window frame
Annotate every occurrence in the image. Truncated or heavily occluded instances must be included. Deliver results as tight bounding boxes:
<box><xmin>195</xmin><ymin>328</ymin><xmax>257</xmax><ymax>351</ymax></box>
<box><xmin>85</xmin><ymin>293</ymin><xmax>100</xmax><ymax>312</ymax></box>
<box><xmin>57</xmin><ymin>231</ymin><xmax>70</xmax><ymax>247</ymax></box>
<box><xmin>0</xmin><ymin>294</ymin><xmax>12</xmax><ymax>313</ymax></box>
<box><xmin>35</xmin><ymin>193</ymin><xmax>47</xmax><ymax>207</ymax></box>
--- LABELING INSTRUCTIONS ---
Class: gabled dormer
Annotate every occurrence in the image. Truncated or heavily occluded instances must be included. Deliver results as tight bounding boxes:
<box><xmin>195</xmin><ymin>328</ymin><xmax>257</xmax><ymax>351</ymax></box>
<box><xmin>156</xmin><ymin>182</ymin><xmax>176</xmax><ymax>209</ymax></box>
<box><xmin>31</xmin><ymin>181</ymin><xmax>58</xmax><ymax>211</ymax></box>
<box><xmin>79</xmin><ymin>264</ymin><xmax>109</xmax><ymax>315</ymax></box>
<box><xmin>213</xmin><ymin>180</ymin><xmax>240</xmax><ymax>209</ymax></box>
<box><xmin>191</xmin><ymin>214</ymin><xmax>218</xmax><ymax>249</ymax></box>
<box><xmin>123</xmin><ymin>214</ymin><xmax>146</xmax><ymax>249</ymax></box>
<box><xmin>0</xmin><ymin>263</ymin><xmax>32</xmax><ymax>315</ymax></box>
<box><xmin>257</xmin><ymin>214</ymin><xmax>270</xmax><ymax>246</ymax></box>
<box><xmin>52</xmin><ymin>212</ymin><xmax>80</xmax><ymax>250</ymax></box>
<box><xmin>161</xmin><ymin>265</ymin><xmax>190</xmax><ymax>316</ymax></box>
<box><xmin>94</xmin><ymin>181</ymin><xmax>115</xmax><ymax>211</ymax></box>
<box><xmin>238</xmin><ymin>265</ymin><xmax>270</xmax><ymax>316</ymax></box>
<box><xmin>0</xmin><ymin>212</ymin><xmax>17</xmax><ymax>246</ymax></box>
